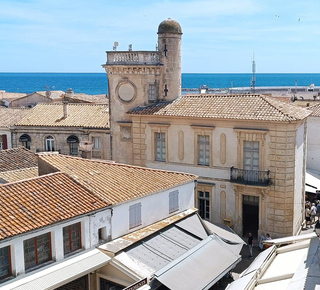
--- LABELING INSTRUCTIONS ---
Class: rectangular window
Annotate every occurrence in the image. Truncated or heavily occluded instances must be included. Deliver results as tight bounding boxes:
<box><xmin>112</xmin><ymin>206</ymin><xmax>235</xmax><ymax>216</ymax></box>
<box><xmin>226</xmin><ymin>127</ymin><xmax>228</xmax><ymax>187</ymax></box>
<box><xmin>198</xmin><ymin>135</ymin><xmax>210</xmax><ymax>166</ymax></box>
<box><xmin>155</xmin><ymin>132</ymin><xmax>166</xmax><ymax>162</ymax></box>
<box><xmin>243</xmin><ymin>141</ymin><xmax>259</xmax><ymax>170</ymax></box>
<box><xmin>92</xmin><ymin>137</ymin><xmax>101</xmax><ymax>150</ymax></box>
<box><xmin>198</xmin><ymin>191</ymin><xmax>210</xmax><ymax>220</ymax></box>
<box><xmin>129</xmin><ymin>203</ymin><xmax>142</xmax><ymax>229</ymax></box>
<box><xmin>24</xmin><ymin>233</ymin><xmax>51</xmax><ymax>270</ymax></box>
<box><xmin>70</xmin><ymin>142</ymin><xmax>78</xmax><ymax>155</ymax></box>
<box><xmin>0</xmin><ymin>246</ymin><xmax>11</xmax><ymax>280</ymax></box>
<box><xmin>169</xmin><ymin>190</ymin><xmax>179</xmax><ymax>213</ymax></box>
<box><xmin>63</xmin><ymin>223</ymin><xmax>81</xmax><ymax>256</ymax></box>
<box><xmin>243</xmin><ymin>141</ymin><xmax>259</xmax><ymax>182</ymax></box>
<box><xmin>148</xmin><ymin>84</ymin><xmax>156</xmax><ymax>102</ymax></box>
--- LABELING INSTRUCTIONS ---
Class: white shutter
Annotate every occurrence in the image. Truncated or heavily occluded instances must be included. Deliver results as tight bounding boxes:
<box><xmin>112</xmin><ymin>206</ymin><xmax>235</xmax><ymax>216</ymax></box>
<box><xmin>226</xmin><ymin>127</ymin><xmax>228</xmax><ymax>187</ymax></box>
<box><xmin>129</xmin><ymin>203</ymin><xmax>142</xmax><ymax>229</ymax></box>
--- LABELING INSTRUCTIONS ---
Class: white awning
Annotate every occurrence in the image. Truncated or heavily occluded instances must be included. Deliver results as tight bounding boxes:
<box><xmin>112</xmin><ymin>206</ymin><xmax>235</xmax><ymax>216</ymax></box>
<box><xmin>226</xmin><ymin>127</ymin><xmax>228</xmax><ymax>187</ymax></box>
<box><xmin>154</xmin><ymin>235</ymin><xmax>241</xmax><ymax>290</ymax></box>
<box><xmin>306</xmin><ymin>169</ymin><xmax>320</xmax><ymax>193</ymax></box>
<box><xmin>203</xmin><ymin>221</ymin><xmax>245</xmax><ymax>245</ymax></box>
<box><xmin>2</xmin><ymin>249</ymin><xmax>111</xmax><ymax>290</ymax></box>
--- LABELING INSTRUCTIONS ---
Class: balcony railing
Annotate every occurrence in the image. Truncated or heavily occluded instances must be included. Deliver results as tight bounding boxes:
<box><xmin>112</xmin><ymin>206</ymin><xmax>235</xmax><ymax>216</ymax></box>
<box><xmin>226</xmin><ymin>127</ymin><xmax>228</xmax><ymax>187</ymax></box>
<box><xmin>230</xmin><ymin>166</ymin><xmax>271</xmax><ymax>186</ymax></box>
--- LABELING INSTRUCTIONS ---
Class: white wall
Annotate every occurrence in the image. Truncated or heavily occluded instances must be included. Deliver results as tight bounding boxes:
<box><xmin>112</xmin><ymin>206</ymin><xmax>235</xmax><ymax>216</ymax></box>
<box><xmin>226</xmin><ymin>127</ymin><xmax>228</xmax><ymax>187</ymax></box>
<box><xmin>294</xmin><ymin>123</ymin><xmax>305</xmax><ymax>231</ymax></box>
<box><xmin>0</xmin><ymin>208</ymin><xmax>111</xmax><ymax>278</ymax></box>
<box><xmin>307</xmin><ymin>116</ymin><xmax>320</xmax><ymax>171</ymax></box>
<box><xmin>111</xmin><ymin>182</ymin><xmax>195</xmax><ymax>239</ymax></box>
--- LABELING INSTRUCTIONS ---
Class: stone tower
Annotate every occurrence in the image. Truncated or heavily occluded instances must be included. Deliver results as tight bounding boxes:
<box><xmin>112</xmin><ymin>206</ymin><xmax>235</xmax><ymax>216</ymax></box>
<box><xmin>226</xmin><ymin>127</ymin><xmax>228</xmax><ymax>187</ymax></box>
<box><xmin>157</xmin><ymin>18</ymin><xmax>182</xmax><ymax>100</ymax></box>
<box><xmin>102</xmin><ymin>19</ymin><xmax>182</xmax><ymax>163</ymax></box>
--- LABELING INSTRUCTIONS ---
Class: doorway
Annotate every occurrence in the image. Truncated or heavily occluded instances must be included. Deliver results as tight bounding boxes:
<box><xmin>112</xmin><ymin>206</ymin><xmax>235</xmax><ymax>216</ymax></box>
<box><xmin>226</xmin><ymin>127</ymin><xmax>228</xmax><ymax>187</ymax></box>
<box><xmin>242</xmin><ymin>195</ymin><xmax>259</xmax><ymax>238</ymax></box>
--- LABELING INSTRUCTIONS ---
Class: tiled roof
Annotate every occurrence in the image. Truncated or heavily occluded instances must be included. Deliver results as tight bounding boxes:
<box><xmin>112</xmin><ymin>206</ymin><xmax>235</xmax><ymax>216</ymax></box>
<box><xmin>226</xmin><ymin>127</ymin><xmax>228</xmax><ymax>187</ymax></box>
<box><xmin>69</xmin><ymin>94</ymin><xmax>108</xmax><ymax>105</ymax></box>
<box><xmin>35</xmin><ymin>90</ymin><xmax>65</xmax><ymax>100</ymax></box>
<box><xmin>0</xmin><ymin>167</ymin><xmax>38</xmax><ymax>183</ymax></box>
<box><xmin>0</xmin><ymin>92</ymin><xmax>27</xmax><ymax>101</ymax></box>
<box><xmin>307</xmin><ymin>103</ymin><xmax>320</xmax><ymax>117</ymax></box>
<box><xmin>38</xmin><ymin>154</ymin><xmax>197</xmax><ymax>205</ymax></box>
<box><xmin>0</xmin><ymin>107</ymin><xmax>31</xmax><ymax>127</ymax></box>
<box><xmin>128</xmin><ymin>94</ymin><xmax>311</xmax><ymax>122</ymax></box>
<box><xmin>0</xmin><ymin>147</ymin><xmax>37</xmax><ymax>172</ymax></box>
<box><xmin>15</xmin><ymin>103</ymin><xmax>109</xmax><ymax>128</ymax></box>
<box><xmin>0</xmin><ymin>172</ymin><xmax>109</xmax><ymax>241</ymax></box>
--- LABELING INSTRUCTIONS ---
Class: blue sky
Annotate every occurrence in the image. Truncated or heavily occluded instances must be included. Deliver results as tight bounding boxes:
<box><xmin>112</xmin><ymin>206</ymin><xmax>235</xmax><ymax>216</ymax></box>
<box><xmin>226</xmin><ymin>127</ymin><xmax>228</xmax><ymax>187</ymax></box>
<box><xmin>1</xmin><ymin>0</ymin><xmax>320</xmax><ymax>73</ymax></box>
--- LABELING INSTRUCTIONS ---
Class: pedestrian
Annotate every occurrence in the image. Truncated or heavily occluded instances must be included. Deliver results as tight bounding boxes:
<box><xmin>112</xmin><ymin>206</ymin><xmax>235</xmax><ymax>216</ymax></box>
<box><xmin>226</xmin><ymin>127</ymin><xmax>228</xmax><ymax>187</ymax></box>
<box><xmin>305</xmin><ymin>204</ymin><xmax>311</xmax><ymax>229</ymax></box>
<box><xmin>265</xmin><ymin>233</ymin><xmax>272</xmax><ymax>249</ymax></box>
<box><xmin>248</xmin><ymin>232</ymin><xmax>253</xmax><ymax>259</ymax></box>
<box><xmin>311</xmin><ymin>203</ymin><xmax>317</xmax><ymax>224</ymax></box>
<box><xmin>316</xmin><ymin>200</ymin><xmax>320</xmax><ymax>222</ymax></box>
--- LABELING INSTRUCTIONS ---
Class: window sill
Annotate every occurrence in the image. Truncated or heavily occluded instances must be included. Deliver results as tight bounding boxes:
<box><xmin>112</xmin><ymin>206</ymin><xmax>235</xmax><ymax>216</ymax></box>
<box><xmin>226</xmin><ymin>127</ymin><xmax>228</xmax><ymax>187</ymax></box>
<box><xmin>25</xmin><ymin>259</ymin><xmax>54</xmax><ymax>274</ymax></box>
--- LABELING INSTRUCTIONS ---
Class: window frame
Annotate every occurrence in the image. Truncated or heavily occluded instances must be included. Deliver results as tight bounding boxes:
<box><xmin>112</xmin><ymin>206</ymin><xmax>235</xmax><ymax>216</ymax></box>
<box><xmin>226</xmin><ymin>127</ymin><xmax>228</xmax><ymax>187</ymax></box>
<box><xmin>234</xmin><ymin>128</ymin><xmax>268</xmax><ymax>171</ymax></box>
<box><xmin>148</xmin><ymin>83</ymin><xmax>156</xmax><ymax>102</ymax></box>
<box><xmin>92</xmin><ymin>136</ymin><xmax>101</xmax><ymax>150</ymax></box>
<box><xmin>0</xmin><ymin>246</ymin><xmax>11</xmax><ymax>280</ymax></box>
<box><xmin>23</xmin><ymin>233</ymin><xmax>52</xmax><ymax>271</ymax></box>
<box><xmin>150</xmin><ymin>124</ymin><xmax>169</xmax><ymax>163</ymax></box>
<box><xmin>45</xmin><ymin>136</ymin><xmax>55</xmax><ymax>152</ymax></box>
<box><xmin>67</xmin><ymin>135</ymin><xmax>79</xmax><ymax>156</ymax></box>
<box><xmin>192</xmin><ymin>125</ymin><xmax>214</xmax><ymax>167</ymax></box>
<box><xmin>19</xmin><ymin>134</ymin><xmax>31</xmax><ymax>150</ymax></box>
<box><xmin>197</xmin><ymin>134</ymin><xmax>210</xmax><ymax>166</ymax></box>
<box><xmin>129</xmin><ymin>203</ymin><xmax>142</xmax><ymax>229</ymax></box>
<box><xmin>155</xmin><ymin>132</ymin><xmax>166</xmax><ymax>162</ymax></box>
<box><xmin>63</xmin><ymin>222</ymin><xmax>82</xmax><ymax>256</ymax></box>
<box><xmin>196</xmin><ymin>184</ymin><xmax>213</xmax><ymax>221</ymax></box>
<box><xmin>169</xmin><ymin>190</ymin><xmax>179</xmax><ymax>213</ymax></box>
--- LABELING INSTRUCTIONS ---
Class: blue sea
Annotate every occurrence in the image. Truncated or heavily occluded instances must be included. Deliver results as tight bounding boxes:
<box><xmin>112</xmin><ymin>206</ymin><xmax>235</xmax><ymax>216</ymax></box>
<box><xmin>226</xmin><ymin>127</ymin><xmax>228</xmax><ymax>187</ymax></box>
<box><xmin>0</xmin><ymin>73</ymin><xmax>320</xmax><ymax>95</ymax></box>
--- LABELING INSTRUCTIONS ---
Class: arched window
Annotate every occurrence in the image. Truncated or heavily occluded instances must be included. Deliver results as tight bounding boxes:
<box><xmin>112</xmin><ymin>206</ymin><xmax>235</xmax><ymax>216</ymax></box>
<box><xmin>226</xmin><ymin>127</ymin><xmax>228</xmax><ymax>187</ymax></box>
<box><xmin>67</xmin><ymin>135</ymin><xmax>79</xmax><ymax>155</ymax></box>
<box><xmin>19</xmin><ymin>134</ymin><xmax>31</xmax><ymax>150</ymax></box>
<box><xmin>45</xmin><ymin>136</ymin><xmax>55</xmax><ymax>151</ymax></box>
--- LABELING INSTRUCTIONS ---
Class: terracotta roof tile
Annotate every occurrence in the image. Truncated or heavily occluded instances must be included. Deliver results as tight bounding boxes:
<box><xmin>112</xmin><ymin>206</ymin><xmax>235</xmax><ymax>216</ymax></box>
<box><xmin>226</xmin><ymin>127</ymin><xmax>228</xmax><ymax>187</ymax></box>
<box><xmin>307</xmin><ymin>103</ymin><xmax>320</xmax><ymax>117</ymax></box>
<box><xmin>38</xmin><ymin>154</ymin><xmax>197</xmax><ymax>205</ymax></box>
<box><xmin>0</xmin><ymin>107</ymin><xmax>31</xmax><ymax>127</ymax></box>
<box><xmin>15</xmin><ymin>103</ymin><xmax>109</xmax><ymax>128</ymax></box>
<box><xmin>0</xmin><ymin>167</ymin><xmax>38</xmax><ymax>183</ymax></box>
<box><xmin>128</xmin><ymin>94</ymin><xmax>311</xmax><ymax>122</ymax></box>
<box><xmin>0</xmin><ymin>172</ymin><xmax>108</xmax><ymax>241</ymax></box>
<box><xmin>0</xmin><ymin>147</ymin><xmax>37</xmax><ymax>172</ymax></box>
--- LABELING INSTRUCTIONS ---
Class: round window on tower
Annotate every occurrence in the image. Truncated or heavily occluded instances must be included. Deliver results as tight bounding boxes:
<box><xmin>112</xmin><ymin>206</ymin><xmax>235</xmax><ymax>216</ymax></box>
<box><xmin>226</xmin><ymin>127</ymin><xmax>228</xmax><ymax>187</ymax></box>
<box><xmin>116</xmin><ymin>79</ymin><xmax>136</xmax><ymax>102</ymax></box>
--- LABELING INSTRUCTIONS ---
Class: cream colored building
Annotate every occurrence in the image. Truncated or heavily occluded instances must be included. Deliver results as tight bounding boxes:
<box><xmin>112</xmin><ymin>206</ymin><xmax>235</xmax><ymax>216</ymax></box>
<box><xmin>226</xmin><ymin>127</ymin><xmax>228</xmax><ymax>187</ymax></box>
<box><xmin>103</xmin><ymin>19</ymin><xmax>311</xmax><ymax>239</ymax></box>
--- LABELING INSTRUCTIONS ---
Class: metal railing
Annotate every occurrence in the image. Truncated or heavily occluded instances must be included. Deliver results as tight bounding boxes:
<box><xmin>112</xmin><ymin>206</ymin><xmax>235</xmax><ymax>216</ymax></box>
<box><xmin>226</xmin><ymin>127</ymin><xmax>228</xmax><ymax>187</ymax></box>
<box><xmin>230</xmin><ymin>166</ymin><xmax>271</xmax><ymax>186</ymax></box>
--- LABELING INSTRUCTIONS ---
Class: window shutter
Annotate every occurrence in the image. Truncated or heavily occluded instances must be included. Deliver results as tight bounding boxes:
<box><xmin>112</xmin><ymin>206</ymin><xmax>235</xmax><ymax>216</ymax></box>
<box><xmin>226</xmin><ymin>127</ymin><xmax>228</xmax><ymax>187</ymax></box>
<box><xmin>169</xmin><ymin>190</ymin><xmax>179</xmax><ymax>213</ymax></box>
<box><xmin>129</xmin><ymin>203</ymin><xmax>142</xmax><ymax>229</ymax></box>
<box><xmin>2</xmin><ymin>134</ymin><xmax>7</xmax><ymax>150</ymax></box>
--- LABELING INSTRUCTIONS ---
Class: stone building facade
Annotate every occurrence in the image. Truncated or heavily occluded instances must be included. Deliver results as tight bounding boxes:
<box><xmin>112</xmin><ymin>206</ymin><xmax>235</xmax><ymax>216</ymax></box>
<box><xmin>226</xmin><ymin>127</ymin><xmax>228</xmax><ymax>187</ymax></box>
<box><xmin>102</xmin><ymin>19</ymin><xmax>310</xmax><ymax>238</ymax></box>
<box><xmin>11</xmin><ymin>103</ymin><xmax>110</xmax><ymax>159</ymax></box>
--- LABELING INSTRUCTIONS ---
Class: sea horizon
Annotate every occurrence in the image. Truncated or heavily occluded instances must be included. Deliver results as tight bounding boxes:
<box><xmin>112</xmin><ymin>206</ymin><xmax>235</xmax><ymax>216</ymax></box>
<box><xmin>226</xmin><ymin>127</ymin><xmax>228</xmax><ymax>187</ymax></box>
<box><xmin>1</xmin><ymin>72</ymin><xmax>320</xmax><ymax>95</ymax></box>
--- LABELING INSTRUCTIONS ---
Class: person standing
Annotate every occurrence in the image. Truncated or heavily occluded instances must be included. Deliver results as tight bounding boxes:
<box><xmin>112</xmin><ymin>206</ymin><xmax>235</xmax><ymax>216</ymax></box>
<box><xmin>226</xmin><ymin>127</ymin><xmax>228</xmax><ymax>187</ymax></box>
<box><xmin>248</xmin><ymin>232</ymin><xmax>253</xmax><ymax>259</ymax></box>
<box><xmin>311</xmin><ymin>203</ymin><xmax>317</xmax><ymax>224</ymax></box>
<box><xmin>305</xmin><ymin>205</ymin><xmax>311</xmax><ymax>229</ymax></box>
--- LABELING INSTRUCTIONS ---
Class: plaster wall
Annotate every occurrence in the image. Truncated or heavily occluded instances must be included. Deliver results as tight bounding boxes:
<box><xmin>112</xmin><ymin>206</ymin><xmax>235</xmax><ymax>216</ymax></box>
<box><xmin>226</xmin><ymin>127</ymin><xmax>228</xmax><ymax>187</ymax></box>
<box><xmin>293</xmin><ymin>123</ymin><xmax>306</xmax><ymax>233</ymax></box>
<box><xmin>0</xmin><ymin>209</ymin><xmax>111</xmax><ymax>277</ymax></box>
<box><xmin>111</xmin><ymin>182</ymin><xmax>195</xmax><ymax>239</ymax></box>
<box><xmin>306</xmin><ymin>116</ymin><xmax>320</xmax><ymax>171</ymax></box>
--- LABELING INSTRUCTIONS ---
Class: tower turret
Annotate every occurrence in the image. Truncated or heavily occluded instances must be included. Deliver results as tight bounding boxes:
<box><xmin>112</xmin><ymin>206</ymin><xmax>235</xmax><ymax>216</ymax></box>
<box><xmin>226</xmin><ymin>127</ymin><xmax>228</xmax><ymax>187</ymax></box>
<box><xmin>157</xmin><ymin>18</ymin><xmax>182</xmax><ymax>100</ymax></box>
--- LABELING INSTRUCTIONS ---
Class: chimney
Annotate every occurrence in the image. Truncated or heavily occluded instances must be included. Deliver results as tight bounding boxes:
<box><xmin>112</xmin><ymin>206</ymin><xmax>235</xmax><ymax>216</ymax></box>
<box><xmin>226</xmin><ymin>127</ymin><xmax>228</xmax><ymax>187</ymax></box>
<box><xmin>63</xmin><ymin>97</ymin><xmax>68</xmax><ymax>118</ymax></box>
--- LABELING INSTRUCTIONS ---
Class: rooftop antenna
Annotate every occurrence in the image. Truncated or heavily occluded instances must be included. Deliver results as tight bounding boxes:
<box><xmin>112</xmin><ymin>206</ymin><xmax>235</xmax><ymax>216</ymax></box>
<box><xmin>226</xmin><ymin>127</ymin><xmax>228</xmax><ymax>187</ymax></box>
<box><xmin>251</xmin><ymin>53</ymin><xmax>256</xmax><ymax>93</ymax></box>
<box><xmin>113</xmin><ymin>41</ymin><xmax>118</xmax><ymax>51</ymax></box>
<box><xmin>128</xmin><ymin>44</ymin><xmax>132</xmax><ymax>51</ymax></box>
